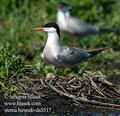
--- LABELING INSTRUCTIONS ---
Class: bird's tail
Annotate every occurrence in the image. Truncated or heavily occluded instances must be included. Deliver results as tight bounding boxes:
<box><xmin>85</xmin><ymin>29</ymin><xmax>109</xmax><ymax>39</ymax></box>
<box><xmin>99</xmin><ymin>27</ymin><xmax>120</xmax><ymax>34</ymax></box>
<box><xmin>87</xmin><ymin>48</ymin><xmax>105</xmax><ymax>58</ymax></box>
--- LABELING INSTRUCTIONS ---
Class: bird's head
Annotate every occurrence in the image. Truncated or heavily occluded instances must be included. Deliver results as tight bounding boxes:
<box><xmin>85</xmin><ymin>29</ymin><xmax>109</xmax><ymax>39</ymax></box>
<box><xmin>58</xmin><ymin>2</ymin><xmax>69</xmax><ymax>13</ymax></box>
<box><xmin>33</xmin><ymin>22</ymin><xmax>60</xmax><ymax>37</ymax></box>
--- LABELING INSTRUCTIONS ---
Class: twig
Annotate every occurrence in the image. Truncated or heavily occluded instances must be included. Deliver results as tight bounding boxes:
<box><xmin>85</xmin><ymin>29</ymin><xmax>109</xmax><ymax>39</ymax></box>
<box><xmin>44</xmin><ymin>80</ymin><xmax>120</xmax><ymax>110</ymax></box>
<box><xmin>44</xmin><ymin>80</ymin><xmax>84</xmax><ymax>108</ymax></box>
<box><xmin>56</xmin><ymin>82</ymin><xmax>68</xmax><ymax>93</ymax></box>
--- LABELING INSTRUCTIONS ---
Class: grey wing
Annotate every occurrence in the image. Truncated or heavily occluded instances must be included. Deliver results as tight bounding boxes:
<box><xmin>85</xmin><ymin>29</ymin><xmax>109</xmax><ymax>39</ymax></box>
<box><xmin>67</xmin><ymin>16</ymin><xmax>99</xmax><ymax>35</ymax></box>
<box><xmin>57</xmin><ymin>46</ymin><xmax>89</xmax><ymax>65</ymax></box>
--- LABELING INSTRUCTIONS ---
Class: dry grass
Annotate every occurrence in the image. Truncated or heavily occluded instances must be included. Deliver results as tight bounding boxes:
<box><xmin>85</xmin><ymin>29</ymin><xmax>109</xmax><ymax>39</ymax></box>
<box><xmin>12</xmin><ymin>71</ymin><xmax>120</xmax><ymax>112</ymax></box>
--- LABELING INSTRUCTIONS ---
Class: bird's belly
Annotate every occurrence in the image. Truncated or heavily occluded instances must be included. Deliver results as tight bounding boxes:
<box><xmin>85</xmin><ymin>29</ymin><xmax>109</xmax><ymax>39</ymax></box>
<box><xmin>43</xmin><ymin>52</ymin><xmax>67</xmax><ymax>68</ymax></box>
<box><xmin>45</xmin><ymin>56</ymin><xmax>67</xmax><ymax>68</ymax></box>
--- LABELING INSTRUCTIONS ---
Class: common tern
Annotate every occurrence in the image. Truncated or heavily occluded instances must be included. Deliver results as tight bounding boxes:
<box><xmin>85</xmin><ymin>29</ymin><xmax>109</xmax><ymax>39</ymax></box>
<box><xmin>57</xmin><ymin>3</ymin><xmax>120</xmax><ymax>37</ymax></box>
<box><xmin>33</xmin><ymin>22</ymin><xmax>105</xmax><ymax>68</ymax></box>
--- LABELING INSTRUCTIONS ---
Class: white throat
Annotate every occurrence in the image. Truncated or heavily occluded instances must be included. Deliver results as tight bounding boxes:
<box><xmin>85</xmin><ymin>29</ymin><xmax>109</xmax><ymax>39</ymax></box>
<box><xmin>44</xmin><ymin>32</ymin><xmax>61</xmax><ymax>59</ymax></box>
<box><xmin>57</xmin><ymin>10</ymin><xmax>69</xmax><ymax>31</ymax></box>
<box><xmin>46</xmin><ymin>32</ymin><xmax>61</xmax><ymax>48</ymax></box>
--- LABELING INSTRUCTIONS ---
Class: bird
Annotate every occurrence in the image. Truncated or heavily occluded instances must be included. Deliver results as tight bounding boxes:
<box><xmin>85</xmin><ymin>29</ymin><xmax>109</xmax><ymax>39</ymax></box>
<box><xmin>57</xmin><ymin>2</ymin><xmax>120</xmax><ymax>37</ymax></box>
<box><xmin>33</xmin><ymin>22</ymin><xmax>105</xmax><ymax>68</ymax></box>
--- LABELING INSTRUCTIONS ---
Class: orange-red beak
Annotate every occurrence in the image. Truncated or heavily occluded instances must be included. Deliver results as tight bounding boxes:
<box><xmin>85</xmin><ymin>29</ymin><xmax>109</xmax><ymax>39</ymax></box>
<box><xmin>33</xmin><ymin>27</ymin><xmax>44</xmax><ymax>32</ymax></box>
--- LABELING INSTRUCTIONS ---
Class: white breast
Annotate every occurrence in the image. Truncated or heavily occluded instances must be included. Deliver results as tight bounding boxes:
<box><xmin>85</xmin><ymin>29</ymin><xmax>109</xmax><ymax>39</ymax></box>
<box><xmin>57</xmin><ymin>11</ymin><xmax>68</xmax><ymax>31</ymax></box>
<box><xmin>42</xmin><ymin>31</ymin><xmax>69</xmax><ymax>68</ymax></box>
<box><xmin>42</xmin><ymin>32</ymin><xmax>60</xmax><ymax>65</ymax></box>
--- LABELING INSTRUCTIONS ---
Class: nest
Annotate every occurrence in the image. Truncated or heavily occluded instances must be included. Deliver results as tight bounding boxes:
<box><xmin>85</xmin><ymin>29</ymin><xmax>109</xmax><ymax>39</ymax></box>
<box><xmin>13</xmin><ymin>71</ymin><xmax>120</xmax><ymax>112</ymax></box>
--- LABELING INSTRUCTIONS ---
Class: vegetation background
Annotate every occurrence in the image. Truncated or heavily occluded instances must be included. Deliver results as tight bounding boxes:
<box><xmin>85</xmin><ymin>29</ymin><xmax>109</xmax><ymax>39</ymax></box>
<box><xmin>0</xmin><ymin>0</ymin><xmax>120</xmax><ymax>94</ymax></box>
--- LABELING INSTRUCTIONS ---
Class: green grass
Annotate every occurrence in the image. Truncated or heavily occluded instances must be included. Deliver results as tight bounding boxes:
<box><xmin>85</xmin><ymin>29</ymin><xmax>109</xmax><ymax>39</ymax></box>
<box><xmin>0</xmin><ymin>0</ymin><xmax>120</xmax><ymax>94</ymax></box>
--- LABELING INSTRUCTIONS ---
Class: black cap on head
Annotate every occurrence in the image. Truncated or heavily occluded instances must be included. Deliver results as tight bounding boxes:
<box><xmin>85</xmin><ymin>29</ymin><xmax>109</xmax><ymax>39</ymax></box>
<box><xmin>59</xmin><ymin>2</ymin><xmax>68</xmax><ymax>8</ymax></box>
<box><xmin>43</xmin><ymin>22</ymin><xmax>60</xmax><ymax>37</ymax></box>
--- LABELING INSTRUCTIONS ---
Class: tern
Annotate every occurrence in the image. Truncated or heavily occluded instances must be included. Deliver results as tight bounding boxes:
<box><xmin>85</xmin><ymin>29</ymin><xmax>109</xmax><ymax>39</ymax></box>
<box><xmin>33</xmin><ymin>22</ymin><xmax>105</xmax><ymax>68</ymax></box>
<box><xmin>57</xmin><ymin>3</ymin><xmax>120</xmax><ymax>37</ymax></box>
